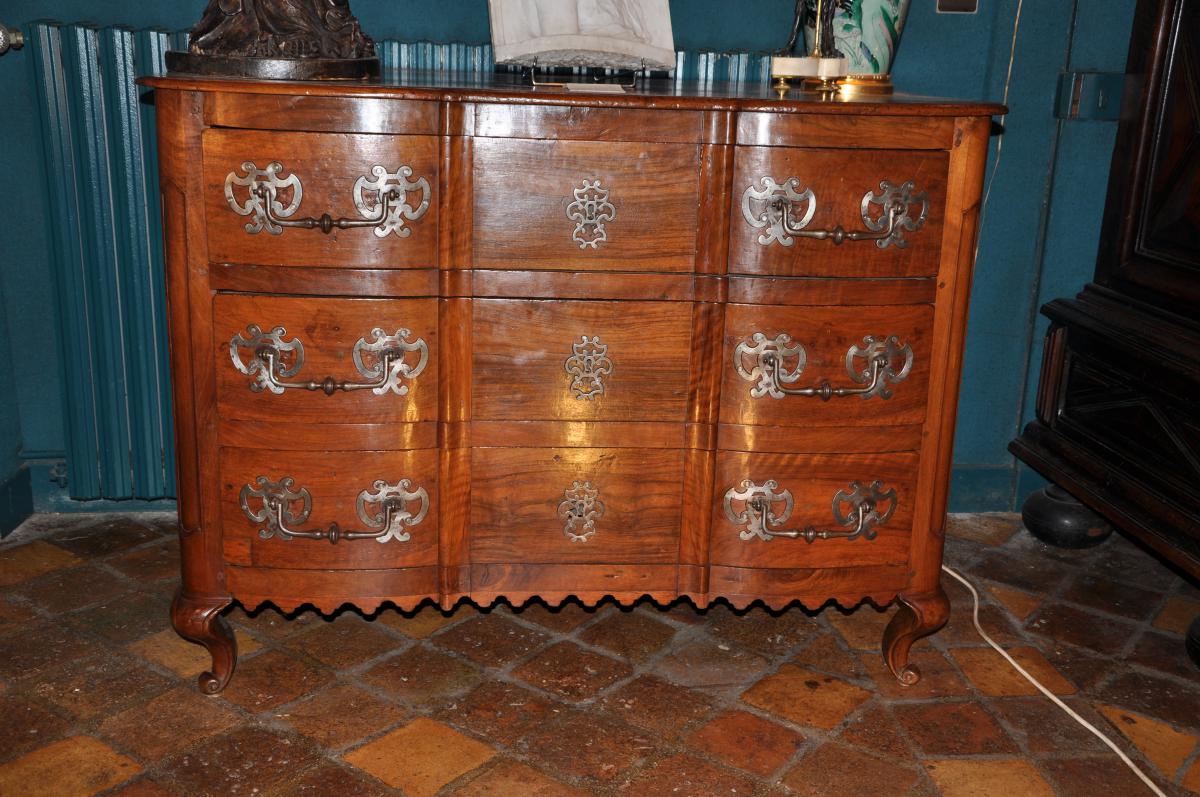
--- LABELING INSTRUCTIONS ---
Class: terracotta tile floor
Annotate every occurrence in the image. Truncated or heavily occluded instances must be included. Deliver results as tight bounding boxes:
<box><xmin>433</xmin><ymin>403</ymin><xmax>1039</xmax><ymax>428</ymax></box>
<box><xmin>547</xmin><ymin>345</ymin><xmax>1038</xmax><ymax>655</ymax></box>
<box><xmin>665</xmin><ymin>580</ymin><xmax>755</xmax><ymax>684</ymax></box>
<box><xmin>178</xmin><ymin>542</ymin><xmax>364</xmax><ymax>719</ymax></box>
<box><xmin>0</xmin><ymin>511</ymin><xmax>1197</xmax><ymax>797</ymax></box>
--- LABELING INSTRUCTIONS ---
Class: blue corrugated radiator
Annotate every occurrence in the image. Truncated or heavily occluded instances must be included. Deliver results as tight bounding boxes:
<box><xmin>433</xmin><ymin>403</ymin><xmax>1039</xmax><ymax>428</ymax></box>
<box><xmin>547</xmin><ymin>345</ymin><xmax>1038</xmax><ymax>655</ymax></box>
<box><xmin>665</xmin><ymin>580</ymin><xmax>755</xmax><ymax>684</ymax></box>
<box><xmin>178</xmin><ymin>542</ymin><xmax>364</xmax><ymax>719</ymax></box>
<box><xmin>26</xmin><ymin>21</ymin><xmax>774</xmax><ymax>502</ymax></box>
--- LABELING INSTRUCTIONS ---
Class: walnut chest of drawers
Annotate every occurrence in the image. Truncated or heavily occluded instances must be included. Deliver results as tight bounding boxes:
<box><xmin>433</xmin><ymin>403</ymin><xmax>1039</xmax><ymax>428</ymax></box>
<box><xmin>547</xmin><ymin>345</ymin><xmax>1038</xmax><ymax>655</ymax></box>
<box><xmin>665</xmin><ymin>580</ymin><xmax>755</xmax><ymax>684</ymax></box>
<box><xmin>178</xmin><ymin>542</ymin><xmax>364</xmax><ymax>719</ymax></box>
<box><xmin>144</xmin><ymin>74</ymin><xmax>1000</xmax><ymax>693</ymax></box>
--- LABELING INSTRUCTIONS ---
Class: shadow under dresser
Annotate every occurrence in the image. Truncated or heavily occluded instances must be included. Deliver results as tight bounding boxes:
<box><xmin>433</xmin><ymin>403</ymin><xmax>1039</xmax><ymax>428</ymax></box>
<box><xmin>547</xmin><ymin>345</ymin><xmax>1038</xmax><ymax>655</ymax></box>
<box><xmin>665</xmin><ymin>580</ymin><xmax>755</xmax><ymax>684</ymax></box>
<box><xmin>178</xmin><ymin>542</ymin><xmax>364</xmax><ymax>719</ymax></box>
<box><xmin>141</xmin><ymin>73</ymin><xmax>1002</xmax><ymax>693</ymax></box>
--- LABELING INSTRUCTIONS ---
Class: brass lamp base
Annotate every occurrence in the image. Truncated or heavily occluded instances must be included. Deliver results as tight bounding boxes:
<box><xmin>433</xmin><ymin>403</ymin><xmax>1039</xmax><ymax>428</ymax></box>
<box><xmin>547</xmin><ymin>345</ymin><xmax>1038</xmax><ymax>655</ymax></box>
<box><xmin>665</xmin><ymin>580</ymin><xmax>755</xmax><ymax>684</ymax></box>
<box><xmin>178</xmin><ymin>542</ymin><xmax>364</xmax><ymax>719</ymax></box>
<box><xmin>839</xmin><ymin>74</ymin><xmax>894</xmax><ymax>95</ymax></box>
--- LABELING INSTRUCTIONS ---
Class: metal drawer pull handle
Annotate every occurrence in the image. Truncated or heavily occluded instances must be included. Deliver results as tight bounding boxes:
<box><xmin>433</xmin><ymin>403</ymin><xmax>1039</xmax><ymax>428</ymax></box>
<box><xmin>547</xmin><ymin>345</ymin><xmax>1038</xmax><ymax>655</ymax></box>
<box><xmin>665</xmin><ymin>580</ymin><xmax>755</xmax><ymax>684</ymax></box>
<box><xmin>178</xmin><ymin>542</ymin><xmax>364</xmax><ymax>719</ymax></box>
<box><xmin>735</xmin><ymin>333</ymin><xmax>912</xmax><ymax>400</ymax></box>
<box><xmin>230</xmin><ymin>325</ymin><xmax>428</xmax><ymax>396</ymax></box>
<box><xmin>741</xmin><ymin>177</ymin><xmax>928</xmax><ymax>249</ymax></box>
<box><xmin>225</xmin><ymin>162</ymin><xmax>431</xmax><ymax>237</ymax></box>
<box><xmin>724</xmin><ymin>479</ymin><xmax>896</xmax><ymax>543</ymax></box>
<box><xmin>558</xmin><ymin>481</ymin><xmax>604</xmax><ymax>542</ymax></box>
<box><xmin>240</xmin><ymin>476</ymin><xmax>428</xmax><ymax>545</ymax></box>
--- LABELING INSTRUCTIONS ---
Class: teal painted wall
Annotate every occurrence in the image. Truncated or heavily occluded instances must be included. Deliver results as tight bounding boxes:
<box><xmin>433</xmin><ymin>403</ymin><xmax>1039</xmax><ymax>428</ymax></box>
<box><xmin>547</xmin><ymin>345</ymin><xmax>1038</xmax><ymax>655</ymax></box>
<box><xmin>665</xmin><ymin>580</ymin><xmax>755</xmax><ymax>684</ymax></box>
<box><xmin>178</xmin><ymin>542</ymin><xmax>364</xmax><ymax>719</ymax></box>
<box><xmin>0</xmin><ymin>1</ymin><xmax>1135</xmax><ymax>511</ymax></box>
<box><xmin>0</xmin><ymin>278</ymin><xmax>21</xmax><ymax>479</ymax></box>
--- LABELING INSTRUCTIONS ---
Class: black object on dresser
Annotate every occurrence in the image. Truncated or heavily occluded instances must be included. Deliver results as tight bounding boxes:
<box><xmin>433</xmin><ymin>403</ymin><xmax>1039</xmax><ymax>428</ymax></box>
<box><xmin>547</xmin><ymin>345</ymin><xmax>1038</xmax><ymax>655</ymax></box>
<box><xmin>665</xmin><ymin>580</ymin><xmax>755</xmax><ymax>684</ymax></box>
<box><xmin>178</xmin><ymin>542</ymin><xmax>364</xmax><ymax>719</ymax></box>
<box><xmin>1009</xmin><ymin>0</ymin><xmax>1200</xmax><ymax>663</ymax></box>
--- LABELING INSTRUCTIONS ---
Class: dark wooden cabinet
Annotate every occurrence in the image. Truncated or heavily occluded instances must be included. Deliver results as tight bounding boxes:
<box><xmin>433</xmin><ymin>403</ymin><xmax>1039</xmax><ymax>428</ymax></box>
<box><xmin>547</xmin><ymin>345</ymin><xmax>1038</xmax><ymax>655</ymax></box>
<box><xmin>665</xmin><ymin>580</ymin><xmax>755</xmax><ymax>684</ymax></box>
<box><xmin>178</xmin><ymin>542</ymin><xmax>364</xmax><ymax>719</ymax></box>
<box><xmin>1011</xmin><ymin>0</ymin><xmax>1200</xmax><ymax>585</ymax></box>
<box><xmin>146</xmin><ymin>73</ymin><xmax>999</xmax><ymax>692</ymax></box>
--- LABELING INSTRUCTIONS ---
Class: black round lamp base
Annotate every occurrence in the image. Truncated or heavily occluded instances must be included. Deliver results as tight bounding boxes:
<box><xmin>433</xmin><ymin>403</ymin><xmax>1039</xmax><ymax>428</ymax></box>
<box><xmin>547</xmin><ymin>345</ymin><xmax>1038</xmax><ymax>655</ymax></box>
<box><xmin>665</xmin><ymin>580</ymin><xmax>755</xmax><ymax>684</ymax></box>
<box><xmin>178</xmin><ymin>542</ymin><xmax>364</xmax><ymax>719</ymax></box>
<box><xmin>166</xmin><ymin>51</ymin><xmax>379</xmax><ymax>81</ymax></box>
<box><xmin>1021</xmin><ymin>485</ymin><xmax>1114</xmax><ymax>549</ymax></box>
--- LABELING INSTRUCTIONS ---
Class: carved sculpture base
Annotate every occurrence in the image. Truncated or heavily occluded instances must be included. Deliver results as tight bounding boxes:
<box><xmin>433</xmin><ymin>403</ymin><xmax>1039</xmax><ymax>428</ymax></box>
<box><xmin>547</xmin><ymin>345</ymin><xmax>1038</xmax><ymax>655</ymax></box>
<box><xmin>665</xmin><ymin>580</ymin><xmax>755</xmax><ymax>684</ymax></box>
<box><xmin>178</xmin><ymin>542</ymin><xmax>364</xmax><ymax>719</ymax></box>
<box><xmin>882</xmin><ymin>588</ymin><xmax>951</xmax><ymax>685</ymax></box>
<box><xmin>171</xmin><ymin>589</ymin><xmax>237</xmax><ymax>694</ymax></box>
<box><xmin>1021</xmin><ymin>484</ymin><xmax>1114</xmax><ymax>549</ymax></box>
<box><xmin>166</xmin><ymin>52</ymin><xmax>378</xmax><ymax>81</ymax></box>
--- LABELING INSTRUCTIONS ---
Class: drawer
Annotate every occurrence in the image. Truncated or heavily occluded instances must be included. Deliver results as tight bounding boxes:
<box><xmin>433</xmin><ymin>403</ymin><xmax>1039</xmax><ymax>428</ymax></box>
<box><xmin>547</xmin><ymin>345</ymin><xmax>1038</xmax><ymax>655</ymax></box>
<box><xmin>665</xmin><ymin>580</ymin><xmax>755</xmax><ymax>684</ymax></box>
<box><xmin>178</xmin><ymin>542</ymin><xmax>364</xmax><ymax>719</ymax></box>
<box><xmin>710</xmin><ymin>451</ymin><xmax>918</xmax><ymax>570</ymax></box>
<box><xmin>221</xmin><ymin>447</ymin><xmax>438</xmax><ymax>570</ymax></box>
<box><xmin>204</xmin><ymin>129</ymin><xmax>439</xmax><ymax>268</ymax></box>
<box><xmin>470</xmin><ymin>448</ymin><xmax>683</xmax><ymax>564</ymax></box>
<box><xmin>729</xmin><ymin>147</ymin><xmax>948</xmax><ymax>277</ymax></box>
<box><xmin>721</xmin><ymin>303</ymin><xmax>933</xmax><ymax>429</ymax></box>
<box><xmin>215</xmin><ymin>294</ymin><xmax>437</xmax><ymax>427</ymax></box>
<box><xmin>472</xmin><ymin>299</ymin><xmax>691</xmax><ymax>421</ymax></box>
<box><xmin>472</xmin><ymin>138</ymin><xmax>700</xmax><ymax>271</ymax></box>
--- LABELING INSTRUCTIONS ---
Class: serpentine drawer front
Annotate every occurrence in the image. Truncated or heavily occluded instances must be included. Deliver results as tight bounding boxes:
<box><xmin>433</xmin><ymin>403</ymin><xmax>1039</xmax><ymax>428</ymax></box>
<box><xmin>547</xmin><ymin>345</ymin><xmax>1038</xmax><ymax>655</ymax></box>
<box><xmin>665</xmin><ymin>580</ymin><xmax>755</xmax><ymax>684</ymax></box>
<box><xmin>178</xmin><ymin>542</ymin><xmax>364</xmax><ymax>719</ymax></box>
<box><xmin>204</xmin><ymin>129</ymin><xmax>439</xmax><ymax>268</ymax></box>
<box><xmin>147</xmin><ymin>73</ymin><xmax>1000</xmax><ymax>694</ymax></box>
<box><xmin>730</xmin><ymin>147</ymin><xmax>948</xmax><ymax>278</ymax></box>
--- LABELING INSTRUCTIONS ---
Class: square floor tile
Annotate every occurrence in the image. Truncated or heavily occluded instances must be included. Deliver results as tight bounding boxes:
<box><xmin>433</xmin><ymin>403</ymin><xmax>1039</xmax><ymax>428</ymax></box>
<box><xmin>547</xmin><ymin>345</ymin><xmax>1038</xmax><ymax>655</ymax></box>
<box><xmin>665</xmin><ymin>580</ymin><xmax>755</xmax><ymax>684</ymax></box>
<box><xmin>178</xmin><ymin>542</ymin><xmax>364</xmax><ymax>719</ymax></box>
<box><xmin>284</xmin><ymin>615</ymin><xmax>401</xmax><ymax>669</ymax></box>
<box><xmin>280</xmin><ymin>684</ymin><xmax>406</xmax><ymax>749</ymax></box>
<box><xmin>436</xmin><ymin>680</ymin><xmax>559</xmax><ymax>746</ymax></box>
<box><xmin>361</xmin><ymin>644</ymin><xmax>481</xmax><ymax>705</ymax></box>
<box><xmin>650</xmin><ymin>636</ymin><xmax>769</xmax><ymax>689</ymax></box>
<box><xmin>126</xmin><ymin>627</ymin><xmax>262</xmax><ymax>679</ymax></box>
<box><xmin>520</xmin><ymin>709</ymin><xmax>653</xmax><ymax>783</ymax></box>
<box><xmin>923</xmin><ymin>759</ymin><xmax>1054</xmax><ymax>797</ymax></box>
<box><xmin>0</xmin><ymin>736</ymin><xmax>140</xmax><ymax>797</ymax></box>
<box><xmin>741</xmin><ymin>665</ymin><xmax>870</xmax><ymax>730</ymax></box>
<box><xmin>597</xmin><ymin>674</ymin><xmax>715</xmax><ymax>739</ymax></box>
<box><xmin>343</xmin><ymin>717</ymin><xmax>495</xmax><ymax>797</ymax></box>
<box><xmin>220</xmin><ymin>649</ymin><xmax>333</xmax><ymax>712</ymax></box>
<box><xmin>893</xmin><ymin>701</ymin><xmax>1017</xmax><ymax>756</ymax></box>
<box><xmin>686</xmin><ymin>709</ymin><xmax>804</xmax><ymax>776</ymax></box>
<box><xmin>782</xmin><ymin>743</ymin><xmax>917</xmax><ymax>797</ymax></box>
<box><xmin>0</xmin><ymin>540</ymin><xmax>83</xmax><ymax>587</ymax></box>
<box><xmin>949</xmin><ymin>645</ymin><xmax>1075</xmax><ymax>696</ymax></box>
<box><xmin>578</xmin><ymin>609</ymin><xmax>677</xmax><ymax>662</ymax></box>
<box><xmin>164</xmin><ymin>725</ymin><xmax>322</xmax><ymax>797</ymax></box>
<box><xmin>432</xmin><ymin>614</ymin><xmax>550</xmax><ymax>666</ymax></box>
<box><xmin>512</xmin><ymin>641</ymin><xmax>631</xmax><ymax>701</ymax></box>
<box><xmin>99</xmin><ymin>686</ymin><xmax>241</xmax><ymax>761</ymax></box>
<box><xmin>447</xmin><ymin>759</ymin><xmax>589</xmax><ymax>797</ymax></box>
<box><xmin>618</xmin><ymin>753</ymin><xmax>757</xmax><ymax>796</ymax></box>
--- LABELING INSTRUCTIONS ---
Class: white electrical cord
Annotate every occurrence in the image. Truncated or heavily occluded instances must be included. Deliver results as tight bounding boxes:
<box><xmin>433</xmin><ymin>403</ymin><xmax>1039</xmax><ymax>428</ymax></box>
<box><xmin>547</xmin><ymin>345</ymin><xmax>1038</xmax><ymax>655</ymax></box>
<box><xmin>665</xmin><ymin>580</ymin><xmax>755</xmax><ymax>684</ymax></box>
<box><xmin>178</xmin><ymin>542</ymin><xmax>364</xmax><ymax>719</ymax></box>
<box><xmin>979</xmin><ymin>0</ymin><xmax>1023</xmax><ymax>218</ymax></box>
<box><xmin>941</xmin><ymin>564</ymin><xmax>1168</xmax><ymax>797</ymax></box>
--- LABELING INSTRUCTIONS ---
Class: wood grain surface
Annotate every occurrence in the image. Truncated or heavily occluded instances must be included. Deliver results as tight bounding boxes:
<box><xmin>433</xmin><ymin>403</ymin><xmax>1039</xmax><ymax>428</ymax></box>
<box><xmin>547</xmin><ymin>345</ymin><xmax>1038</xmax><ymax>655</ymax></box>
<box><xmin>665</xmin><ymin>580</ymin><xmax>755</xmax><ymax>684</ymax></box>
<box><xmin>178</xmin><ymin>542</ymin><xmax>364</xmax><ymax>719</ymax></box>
<box><xmin>471</xmin><ymin>299</ymin><xmax>692</xmax><ymax>422</ymax></box>
<box><xmin>204</xmin><ymin>129</ymin><xmax>439</xmax><ymax>268</ymax></box>
<box><xmin>470</xmin><ymin>447</ymin><xmax>684</xmax><ymax>565</ymax></box>
<box><xmin>721</xmin><ymin>302</ymin><xmax>934</xmax><ymax>428</ymax></box>
<box><xmin>710</xmin><ymin>451</ymin><xmax>918</xmax><ymax>570</ymax></box>
<box><xmin>729</xmin><ymin>147</ymin><xmax>949</xmax><ymax>277</ymax></box>
<box><xmin>213</xmin><ymin>294</ymin><xmax>438</xmax><ymax>426</ymax></box>
<box><xmin>472</xmin><ymin>138</ymin><xmax>700</xmax><ymax>271</ymax></box>
<box><xmin>221</xmin><ymin>447</ymin><xmax>439</xmax><ymax>570</ymax></box>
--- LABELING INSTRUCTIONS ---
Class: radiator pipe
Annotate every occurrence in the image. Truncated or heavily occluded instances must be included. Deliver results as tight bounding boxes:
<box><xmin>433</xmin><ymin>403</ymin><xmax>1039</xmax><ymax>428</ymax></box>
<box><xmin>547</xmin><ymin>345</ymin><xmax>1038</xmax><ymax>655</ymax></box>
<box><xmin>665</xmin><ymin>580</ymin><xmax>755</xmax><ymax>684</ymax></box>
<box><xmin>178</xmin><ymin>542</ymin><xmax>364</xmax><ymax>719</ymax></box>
<box><xmin>0</xmin><ymin>22</ymin><xmax>23</xmax><ymax>56</ymax></box>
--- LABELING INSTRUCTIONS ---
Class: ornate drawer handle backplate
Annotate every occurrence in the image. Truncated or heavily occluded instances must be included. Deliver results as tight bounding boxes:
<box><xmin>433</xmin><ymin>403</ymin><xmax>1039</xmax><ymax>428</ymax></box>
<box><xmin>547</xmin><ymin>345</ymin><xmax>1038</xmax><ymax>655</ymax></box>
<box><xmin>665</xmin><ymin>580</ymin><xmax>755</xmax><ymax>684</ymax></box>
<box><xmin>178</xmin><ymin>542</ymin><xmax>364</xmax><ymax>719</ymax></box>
<box><xmin>230</xmin><ymin>325</ymin><xmax>428</xmax><ymax>396</ymax></box>
<box><xmin>558</xmin><ymin>481</ymin><xmax>604</xmax><ymax>542</ymax></box>
<box><xmin>566</xmin><ymin>179</ymin><xmax>616</xmax><ymax>249</ymax></box>
<box><xmin>741</xmin><ymin>177</ymin><xmax>928</xmax><ymax>248</ymax></box>
<box><xmin>724</xmin><ymin>479</ymin><xmax>897</xmax><ymax>543</ymax></box>
<box><xmin>240</xmin><ymin>476</ymin><xmax>428</xmax><ymax>545</ymax></box>
<box><xmin>564</xmin><ymin>335</ymin><xmax>613</xmax><ymax>399</ymax></box>
<box><xmin>735</xmin><ymin>333</ymin><xmax>913</xmax><ymax>401</ymax></box>
<box><xmin>225</xmin><ymin>162</ymin><xmax>431</xmax><ymax>237</ymax></box>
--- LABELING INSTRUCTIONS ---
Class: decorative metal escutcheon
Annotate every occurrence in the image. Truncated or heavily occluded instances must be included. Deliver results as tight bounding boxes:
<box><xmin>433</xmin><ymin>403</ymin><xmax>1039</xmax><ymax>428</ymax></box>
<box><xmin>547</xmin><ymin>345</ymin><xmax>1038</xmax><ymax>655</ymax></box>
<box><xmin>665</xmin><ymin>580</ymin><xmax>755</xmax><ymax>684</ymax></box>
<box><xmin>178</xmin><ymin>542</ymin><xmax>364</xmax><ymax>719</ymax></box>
<box><xmin>565</xmin><ymin>179</ymin><xmax>616</xmax><ymax>249</ymax></box>
<box><xmin>564</xmin><ymin>335</ymin><xmax>613</xmax><ymax>400</ymax></box>
<box><xmin>558</xmin><ymin>481</ymin><xmax>604</xmax><ymax>542</ymax></box>
<box><xmin>723</xmin><ymin>478</ymin><xmax>897</xmax><ymax>543</ymax></box>
<box><xmin>741</xmin><ymin>177</ymin><xmax>929</xmax><ymax>248</ymax></box>
<box><xmin>224</xmin><ymin>161</ymin><xmax>431</xmax><ymax>237</ymax></box>
<box><xmin>240</xmin><ymin>476</ymin><xmax>429</xmax><ymax>545</ymax></box>
<box><xmin>734</xmin><ymin>332</ymin><xmax>913</xmax><ymax>401</ymax></box>
<box><xmin>230</xmin><ymin>324</ymin><xmax>429</xmax><ymax>396</ymax></box>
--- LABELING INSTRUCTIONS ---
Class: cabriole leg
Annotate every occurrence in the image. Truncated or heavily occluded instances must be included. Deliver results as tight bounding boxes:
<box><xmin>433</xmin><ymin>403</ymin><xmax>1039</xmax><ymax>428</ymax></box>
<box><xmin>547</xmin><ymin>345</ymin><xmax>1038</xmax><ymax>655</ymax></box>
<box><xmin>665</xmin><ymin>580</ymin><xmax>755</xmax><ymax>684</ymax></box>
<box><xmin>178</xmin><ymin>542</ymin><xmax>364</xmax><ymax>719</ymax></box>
<box><xmin>882</xmin><ymin>587</ymin><xmax>950</xmax><ymax>685</ymax></box>
<box><xmin>171</xmin><ymin>589</ymin><xmax>237</xmax><ymax>695</ymax></box>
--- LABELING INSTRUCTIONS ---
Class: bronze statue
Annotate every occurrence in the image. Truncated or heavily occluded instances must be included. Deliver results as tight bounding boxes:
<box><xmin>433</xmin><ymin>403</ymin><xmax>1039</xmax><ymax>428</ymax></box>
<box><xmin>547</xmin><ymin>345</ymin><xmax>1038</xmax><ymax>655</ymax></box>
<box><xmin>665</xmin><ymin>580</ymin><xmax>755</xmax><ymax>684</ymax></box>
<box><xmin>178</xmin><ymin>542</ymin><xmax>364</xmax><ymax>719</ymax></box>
<box><xmin>188</xmin><ymin>0</ymin><xmax>374</xmax><ymax>59</ymax></box>
<box><xmin>168</xmin><ymin>0</ymin><xmax>378</xmax><ymax>79</ymax></box>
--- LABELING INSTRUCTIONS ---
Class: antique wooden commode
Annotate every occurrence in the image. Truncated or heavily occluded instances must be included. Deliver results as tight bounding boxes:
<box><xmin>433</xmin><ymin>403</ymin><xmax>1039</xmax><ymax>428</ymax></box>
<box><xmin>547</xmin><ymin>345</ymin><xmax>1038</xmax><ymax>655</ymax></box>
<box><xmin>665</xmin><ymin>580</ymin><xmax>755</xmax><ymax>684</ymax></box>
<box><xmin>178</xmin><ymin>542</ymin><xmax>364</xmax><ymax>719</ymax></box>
<box><xmin>144</xmin><ymin>71</ymin><xmax>1000</xmax><ymax>693</ymax></box>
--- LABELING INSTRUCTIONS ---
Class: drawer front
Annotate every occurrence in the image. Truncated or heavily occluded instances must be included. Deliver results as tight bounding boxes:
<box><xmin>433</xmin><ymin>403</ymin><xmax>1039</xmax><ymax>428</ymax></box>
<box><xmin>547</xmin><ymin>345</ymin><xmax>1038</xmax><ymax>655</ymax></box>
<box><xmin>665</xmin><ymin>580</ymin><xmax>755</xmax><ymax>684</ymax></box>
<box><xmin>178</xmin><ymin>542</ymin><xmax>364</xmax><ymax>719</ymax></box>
<box><xmin>722</xmin><ymin>303</ymin><xmax>933</xmax><ymax>429</ymax></box>
<box><xmin>729</xmin><ymin>147</ymin><xmax>948</xmax><ymax>277</ymax></box>
<box><xmin>215</xmin><ymin>294</ymin><xmax>437</xmax><ymax>426</ymax></box>
<box><xmin>472</xmin><ymin>138</ymin><xmax>700</xmax><ymax>271</ymax></box>
<box><xmin>470</xmin><ymin>448</ymin><xmax>683</xmax><ymax>564</ymax></box>
<box><xmin>204</xmin><ymin>129</ymin><xmax>439</xmax><ymax>268</ymax></box>
<box><xmin>711</xmin><ymin>451</ymin><xmax>918</xmax><ymax>570</ymax></box>
<box><xmin>221</xmin><ymin>447</ymin><xmax>438</xmax><ymax>570</ymax></box>
<box><xmin>472</xmin><ymin>299</ymin><xmax>692</xmax><ymax>422</ymax></box>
